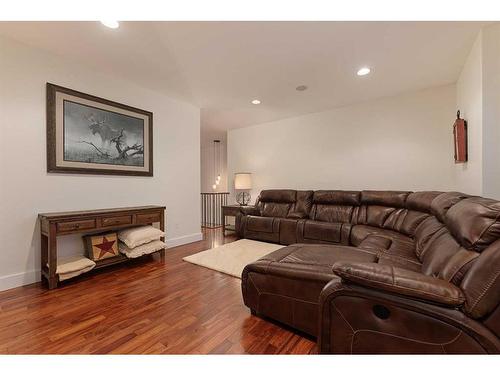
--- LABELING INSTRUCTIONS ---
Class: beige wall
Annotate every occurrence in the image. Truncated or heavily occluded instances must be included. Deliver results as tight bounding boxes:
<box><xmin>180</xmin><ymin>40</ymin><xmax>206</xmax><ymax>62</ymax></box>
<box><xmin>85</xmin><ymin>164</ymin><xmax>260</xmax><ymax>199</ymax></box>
<box><xmin>453</xmin><ymin>23</ymin><xmax>500</xmax><ymax>200</ymax></box>
<box><xmin>228</xmin><ymin>85</ymin><xmax>457</xmax><ymax>202</ymax></box>
<box><xmin>482</xmin><ymin>24</ymin><xmax>500</xmax><ymax>199</ymax></box>
<box><xmin>454</xmin><ymin>32</ymin><xmax>483</xmax><ymax>195</ymax></box>
<box><xmin>0</xmin><ymin>36</ymin><xmax>202</xmax><ymax>290</ymax></box>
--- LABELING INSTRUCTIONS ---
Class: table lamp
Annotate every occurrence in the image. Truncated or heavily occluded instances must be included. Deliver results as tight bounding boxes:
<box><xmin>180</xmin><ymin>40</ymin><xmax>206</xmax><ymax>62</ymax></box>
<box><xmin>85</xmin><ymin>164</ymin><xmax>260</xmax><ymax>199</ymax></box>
<box><xmin>234</xmin><ymin>173</ymin><xmax>252</xmax><ymax>206</ymax></box>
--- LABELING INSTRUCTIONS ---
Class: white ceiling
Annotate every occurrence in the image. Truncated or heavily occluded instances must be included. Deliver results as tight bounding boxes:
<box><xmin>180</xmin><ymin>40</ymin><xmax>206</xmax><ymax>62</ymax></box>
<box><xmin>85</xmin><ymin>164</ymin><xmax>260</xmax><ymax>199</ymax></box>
<box><xmin>0</xmin><ymin>21</ymin><xmax>486</xmax><ymax>135</ymax></box>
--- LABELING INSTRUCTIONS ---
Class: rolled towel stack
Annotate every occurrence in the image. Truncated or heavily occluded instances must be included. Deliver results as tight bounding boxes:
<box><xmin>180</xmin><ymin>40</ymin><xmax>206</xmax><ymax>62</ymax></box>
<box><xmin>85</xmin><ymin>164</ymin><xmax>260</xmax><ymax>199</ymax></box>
<box><xmin>117</xmin><ymin>225</ymin><xmax>166</xmax><ymax>258</ymax></box>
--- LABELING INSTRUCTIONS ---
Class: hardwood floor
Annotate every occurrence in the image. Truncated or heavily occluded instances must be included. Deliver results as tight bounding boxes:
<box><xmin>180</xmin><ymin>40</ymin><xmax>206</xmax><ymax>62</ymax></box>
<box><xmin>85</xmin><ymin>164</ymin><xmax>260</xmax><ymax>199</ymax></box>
<box><xmin>0</xmin><ymin>228</ymin><xmax>317</xmax><ymax>354</ymax></box>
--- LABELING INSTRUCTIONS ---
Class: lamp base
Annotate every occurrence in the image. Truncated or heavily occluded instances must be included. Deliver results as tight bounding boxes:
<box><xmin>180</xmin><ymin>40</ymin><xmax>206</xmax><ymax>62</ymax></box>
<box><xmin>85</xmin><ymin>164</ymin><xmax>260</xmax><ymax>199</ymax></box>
<box><xmin>236</xmin><ymin>192</ymin><xmax>251</xmax><ymax>206</ymax></box>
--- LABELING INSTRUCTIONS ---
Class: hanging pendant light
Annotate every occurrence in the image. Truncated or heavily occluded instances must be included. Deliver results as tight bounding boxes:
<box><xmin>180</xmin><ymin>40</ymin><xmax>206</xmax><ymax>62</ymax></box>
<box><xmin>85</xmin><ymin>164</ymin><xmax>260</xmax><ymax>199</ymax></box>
<box><xmin>212</xmin><ymin>140</ymin><xmax>221</xmax><ymax>190</ymax></box>
<box><xmin>216</xmin><ymin>140</ymin><xmax>221</xmax><ymax>185</ymax></box>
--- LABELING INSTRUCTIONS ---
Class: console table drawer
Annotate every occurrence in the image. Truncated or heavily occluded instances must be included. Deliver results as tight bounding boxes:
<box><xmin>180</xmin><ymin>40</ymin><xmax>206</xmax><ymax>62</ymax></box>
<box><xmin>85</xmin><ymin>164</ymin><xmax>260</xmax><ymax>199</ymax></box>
<box><xmin>136</xmin><ymin>212</ymin><xmax>161</xmax><ymax>225</ymax></box>
<box><xmin>57</xmin><ymin>219</ymin><xmax>96</xmax><ymax>233</ymax></box>
<box><xmin>101</xmin><ymin>215</ymin><xmax>132</xmax><ymax>227</ymax></box>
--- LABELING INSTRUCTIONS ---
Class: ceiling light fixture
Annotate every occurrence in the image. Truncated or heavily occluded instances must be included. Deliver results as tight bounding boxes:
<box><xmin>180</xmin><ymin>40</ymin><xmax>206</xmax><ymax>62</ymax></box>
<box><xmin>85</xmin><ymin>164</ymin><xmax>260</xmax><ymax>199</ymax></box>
<box><xmin>357</xmin><ymin>67</ymin><xmax>371</xmax><ymax>76</ymax></box>
<box><xmin>251</xmin><ymin>99</ymin><xmax>261</xmax><ymax>105</ymax></box>
<box><xmin>100</xmin><ymin>20</ymin><xmax>120</xmax><ymax>29</ymax></box>
<box><xmin>296</xmin><ymin>85</ymin><xmax>308</xmax><ymax>91</ymax></box>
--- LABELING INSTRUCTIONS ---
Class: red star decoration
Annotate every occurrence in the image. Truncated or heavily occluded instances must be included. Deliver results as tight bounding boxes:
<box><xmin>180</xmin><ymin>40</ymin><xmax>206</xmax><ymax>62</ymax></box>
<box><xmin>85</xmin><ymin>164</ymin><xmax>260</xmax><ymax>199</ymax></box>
<box><xmin>94</xmin><ymin>236</ymin><xmax>116</xmax><ymax>259</ymax></box>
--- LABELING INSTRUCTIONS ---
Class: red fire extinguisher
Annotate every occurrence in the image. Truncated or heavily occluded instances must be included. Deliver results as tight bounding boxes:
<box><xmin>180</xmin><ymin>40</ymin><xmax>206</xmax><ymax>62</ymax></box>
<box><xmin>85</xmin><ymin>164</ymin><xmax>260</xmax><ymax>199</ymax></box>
<box><xmin>453</xmin><ymin>110</ymin><xmax>468</xmax><ymax>163</ymax></box>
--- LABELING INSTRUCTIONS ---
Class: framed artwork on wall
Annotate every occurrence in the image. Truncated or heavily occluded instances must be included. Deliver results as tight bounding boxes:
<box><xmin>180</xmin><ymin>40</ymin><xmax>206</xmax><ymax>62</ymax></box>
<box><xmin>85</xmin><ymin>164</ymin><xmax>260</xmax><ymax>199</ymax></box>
<box><xmin>46</xmin><ymin>83</ymin><xmax>153</xmax><ymax>176</ymax></box>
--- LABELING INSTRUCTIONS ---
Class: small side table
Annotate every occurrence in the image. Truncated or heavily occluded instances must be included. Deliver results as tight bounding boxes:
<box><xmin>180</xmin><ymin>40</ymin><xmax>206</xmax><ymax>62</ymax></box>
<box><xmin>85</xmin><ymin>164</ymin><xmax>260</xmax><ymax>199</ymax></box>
<box><xmin>221</xmin><ymin>205</ymin><xmax>243</xmax><ymax>236</ymax></box>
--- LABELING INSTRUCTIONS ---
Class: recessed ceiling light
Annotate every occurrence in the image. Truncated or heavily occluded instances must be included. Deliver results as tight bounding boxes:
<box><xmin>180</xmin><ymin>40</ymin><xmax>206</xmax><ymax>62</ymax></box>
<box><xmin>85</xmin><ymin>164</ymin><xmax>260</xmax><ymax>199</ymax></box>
<box><xmin>100</xmin><ymin>20</ymin><xmax>119</xmax><ymax>29</ymax></box>
<box><xmin>251</xmin><ymin>99</ymin><xmax>261</xmax><ymax>105</ymax></box>
<box><xmin>357</xmin><ymin>67</ymin><xmax>371</xmax><ymax>76</ymax></box>
<box><xmin>296</xmin><ymin>85</ymin><xmax>308</xmax><ymax>91</ymax></box>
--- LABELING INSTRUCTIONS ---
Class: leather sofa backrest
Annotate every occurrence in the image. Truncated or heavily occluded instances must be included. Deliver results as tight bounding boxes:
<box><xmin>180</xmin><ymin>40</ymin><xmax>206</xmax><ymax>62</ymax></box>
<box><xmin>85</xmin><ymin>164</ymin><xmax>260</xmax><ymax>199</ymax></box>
<box><xmin>414</xmin><ymin>216</ymin><xmax>446</xmax><ymax>258</ymax></box>
<box><xmin>292</xmin><ymin>190</ymin><xmax>314</xmax><ymax>219</ymax></box>
<box><xmin>256</xmin><ymin>189</ymin><xmax>314</xmax><ymax>219</ymax></box>
<box><xmin>353</xmin><ymin>191</ymin><xmax>429</xmax><ymax>237</ymax></box>
<box><xmin>310</xmin><ymin>190</ymin><xmax>360</xmax><ymax>223</ymax></box>
<box><xmin>420</xmin><ymin>229</ymin><xmax>463</xmax><ymax>276</ymax></box>
<box><xmin>430</xmin><ymin>192</ymin><xmax>470</xmax><ymax>223</ymax></box>
<box><xmin>445</xmin><ymin>197</ymin><xmax>500</xmax><ymax>252</ymax></box>
<box><xmin>257</xmin><ymin>189</ymin><xmax>297</xmax><ymax>218</ymax></box>
<box><xmin>360</xmin><ymin>190</ymin><xmax>410</xmax><ymax>208</ymax></box>
<box><xmin>416</xmin><ymin>195</ymin><xmax>500</xmax><ymax>301</ymax></box>
<box><xmin>406</xmin><ymin>191</ymin><xmax>443</xmax><ymax>213</ymax></box>
<box><xmin>460</xmin><ymin>239</ymin><xmax>500</xmax><ymax>319</ymax></box>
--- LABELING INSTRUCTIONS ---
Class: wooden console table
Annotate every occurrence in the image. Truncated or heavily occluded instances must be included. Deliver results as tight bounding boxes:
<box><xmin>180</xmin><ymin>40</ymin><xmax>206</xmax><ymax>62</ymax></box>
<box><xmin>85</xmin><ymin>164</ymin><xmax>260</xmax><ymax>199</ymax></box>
<box><xmin>39</xmin><ymin>205</ymin><xmax>165</xmax><ymax>289</ymax></box>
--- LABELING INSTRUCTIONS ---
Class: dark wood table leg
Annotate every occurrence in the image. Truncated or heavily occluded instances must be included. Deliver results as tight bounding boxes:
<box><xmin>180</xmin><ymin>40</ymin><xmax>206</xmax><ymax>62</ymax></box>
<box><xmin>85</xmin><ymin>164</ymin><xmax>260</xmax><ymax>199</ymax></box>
<box><xmin>159</xmin><ymin>212</ymin><xmax>166</xmax><ymax>261</ymax></box>
<box><xmin>47</xmin><ymin>223</ymin><xmax>58</xmax><ymax>289</ymax></box>
<box><xmin>222</xmin><ymin>209</ymin><xmax>226</xmax><ymax>236</ymax></box>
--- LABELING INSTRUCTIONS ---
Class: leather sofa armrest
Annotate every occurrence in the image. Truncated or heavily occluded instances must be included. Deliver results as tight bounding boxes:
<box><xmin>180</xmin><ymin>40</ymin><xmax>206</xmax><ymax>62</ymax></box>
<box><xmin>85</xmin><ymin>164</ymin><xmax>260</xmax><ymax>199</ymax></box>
<box><xmin>239</xmin><ymin>205</ymin><xmax>260</xmax><ymax>216</ymax></box>
<box><xmin>317</xmin><ymin>278</ymin><xmax>500</xmax><ymax>354</ymax></box>
<box><xmin>332</xmin><ymin>262</ymin><xmax>465</xmax><ymax>307</ymax></box>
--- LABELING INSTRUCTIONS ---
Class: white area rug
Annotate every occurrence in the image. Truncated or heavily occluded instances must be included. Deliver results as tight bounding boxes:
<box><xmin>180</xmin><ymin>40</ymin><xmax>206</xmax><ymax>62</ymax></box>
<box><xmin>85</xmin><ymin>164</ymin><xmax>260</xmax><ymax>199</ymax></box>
<box><xmin>183</xmin><ymin>239</ymin><xmax>284</xmax><ymax>278</ymax></box>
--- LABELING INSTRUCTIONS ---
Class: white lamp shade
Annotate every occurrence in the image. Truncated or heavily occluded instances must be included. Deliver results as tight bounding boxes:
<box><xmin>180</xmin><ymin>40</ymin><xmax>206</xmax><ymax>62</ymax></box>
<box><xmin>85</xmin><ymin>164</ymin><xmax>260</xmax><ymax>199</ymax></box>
<box><xmin>234</xmin><ymin>173</ymin><xmax>252</xmax><ymax>190</ymax></box>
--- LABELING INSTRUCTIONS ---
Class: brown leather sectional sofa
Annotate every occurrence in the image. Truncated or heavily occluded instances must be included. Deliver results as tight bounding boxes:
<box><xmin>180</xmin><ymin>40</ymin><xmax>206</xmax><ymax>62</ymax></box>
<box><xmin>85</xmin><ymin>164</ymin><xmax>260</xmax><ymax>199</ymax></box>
<box><xmin>237</xmin><ymin>189</ymin><xmax>500</xmax><ymax>354</ymax></box>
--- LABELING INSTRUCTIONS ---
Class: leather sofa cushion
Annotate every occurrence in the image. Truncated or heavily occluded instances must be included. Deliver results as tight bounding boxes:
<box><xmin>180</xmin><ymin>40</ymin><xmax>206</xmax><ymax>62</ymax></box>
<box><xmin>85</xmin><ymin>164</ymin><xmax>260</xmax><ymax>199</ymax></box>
<box><xmin>262</xmin><ymin>202</ymin><xmax>292</xmax><ymax>217</ymax></box>
<box><xmin>414</xmin><ymin>216</ymin><xmax>446</xmax><ymax>259</ymax></box>
<box><xmin>255</xmin><ymin>244</ymin><xmax>377</xmax><ymax>274</ymax></box>
<box><xmin>430</xmin><ymin>192</ymin><xmax>470</xmax><ymax>223</ymax></box>
<box><xmin>353</xmin><ymin>205</ymin><xmax>429</xmax><ymax>237</ymax></box>
<box><xmin>445</xmin><ymin>197</ymin><xmax>500</xmax><ymax>252</ymax></box>
<box><xmin>377</xmin><ymin>254</ymin><xmax>422</xmax><ymax>272</ymax></box>
<box><xmin>366</xmin><ymin>205</ymin><xmax>400</xmax><ymax>227</ymax></box>
<box><xmin>247</xmin><ymin>216</ymin><xmax>276</xmax><ymax>233</ymax></box>
<box><xmin>358</xmin><ymin>235</ymin><xmax>392</xmax><ymax>253</ymax></box>
<box><xmin>259</xmin><ymin>189</ymin><xmax>297</xmax><ymax>203</ymax></box>
<box><xmin>313</xmin><ymin>190</ymin><xmax>360</xmax><ymax>205</ymax></box>
<box><xmin>350</xmin><ymin>225</ymin><xmax>412</xmax><ymax>247</ymax></box>
<box><xmin>303</xmin><ymin>221</ymin><xmax>342</xmax><ymax>243</ymax></box>
<box><xmin>292</xmin><ymin>190</ymin><xmax>314</xmax><ymax>218</ymax></box>
<box><xmin>332</xmin><ymin>262</ymin><xmax>465</xmax><ymax>306</ymax></box>
<box><xmin>361</xmin><ymin>191</ymin><xmax>410</xmax><ymax>208</ymax></box>
<box><xmin>399</xmin><ymin>210</ymin><xmax>430</xmax><ymax>237</ymax></box>
<box><xmin>386</xmin><ymin>238</ymin><xmax>417</xmax><ymax>261</ymax></box>
<box><xmin>358</xmin><ymin>235</ymin><xmax>421</xmax><ymax>271</ymax></box>
<box><xmin>406</xmin><ymin>191</ymin><xmax>443</xmax><ymax>213</ymax></box>
<box><xmin>312</xmin><ymin>204</ymin><xmax>354</xmax><ymax>223</ymax></box>
<box><xmin>438</xmin><ymin>249</ymin><xmax>479</xmax><ymax>285</ymax></box>
<box><xmin>421</xmin><ymin>230</ymin><xmax>462</xmax><ymax>276</ymax></box>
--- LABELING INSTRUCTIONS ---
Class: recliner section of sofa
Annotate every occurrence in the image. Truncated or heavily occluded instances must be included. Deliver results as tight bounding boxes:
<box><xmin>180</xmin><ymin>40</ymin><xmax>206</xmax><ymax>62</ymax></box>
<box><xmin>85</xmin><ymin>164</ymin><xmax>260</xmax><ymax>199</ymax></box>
<box><xmin>239</xmin><ymin>189</ymin><xmax>500</xmax><ymax>354</ymax></box>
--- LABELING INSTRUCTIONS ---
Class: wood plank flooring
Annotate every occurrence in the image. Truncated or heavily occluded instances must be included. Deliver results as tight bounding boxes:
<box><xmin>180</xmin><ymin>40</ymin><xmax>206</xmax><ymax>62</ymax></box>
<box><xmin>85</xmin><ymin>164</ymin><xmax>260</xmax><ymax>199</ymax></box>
<box><xmin>0</xmin><ymin>228</ymin><xmax>317</xmax><ymax>354</ymax></box>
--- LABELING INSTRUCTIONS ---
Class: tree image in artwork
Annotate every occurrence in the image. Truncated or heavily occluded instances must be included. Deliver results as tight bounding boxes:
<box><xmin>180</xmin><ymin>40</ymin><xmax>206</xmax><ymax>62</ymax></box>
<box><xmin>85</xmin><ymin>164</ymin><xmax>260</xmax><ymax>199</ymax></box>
<box><xmin>63</xmin><ymin>101</ymin><xmax>145</xmax><ymax>166</ymax></box>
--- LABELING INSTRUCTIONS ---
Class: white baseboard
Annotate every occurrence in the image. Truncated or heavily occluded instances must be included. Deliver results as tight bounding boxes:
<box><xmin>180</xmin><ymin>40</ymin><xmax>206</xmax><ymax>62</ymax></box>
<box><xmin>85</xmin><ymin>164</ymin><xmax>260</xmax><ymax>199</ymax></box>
<box><xmin>0</xmin><ymin>232</ymin><xmax>203</xmax><ymax>292</ymax></box>
<box><xmin>166</xmin><ymin>232</ymin><xmax>203</xmax><ymax>248</ymax></box>
<box><xmin>0</xmin><ymin>269</ymin><xmax>41</xmax><ymax>292</ymax></box>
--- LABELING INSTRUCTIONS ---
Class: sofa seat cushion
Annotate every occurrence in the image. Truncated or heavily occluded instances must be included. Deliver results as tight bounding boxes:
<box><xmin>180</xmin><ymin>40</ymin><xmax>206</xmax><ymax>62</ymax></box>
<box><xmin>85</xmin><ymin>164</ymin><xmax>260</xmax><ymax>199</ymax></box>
<box><xmin>243</xmin><ymin>216</ymin><xmax>281</xmax><ymax>243</ymax></box>
<box><xmin>358</xmin><ymin>235</ymin><xmax>392</xmax><ymax>253</ymax></box>
<box><xmin>351</xmin><ymin>224</ymin><xmax>412</xmax><ymax>246</ymax></box>
<box><xmin>246</xmin><ymin>216</ymin><xmax>276</xmax><ymax>233</ymax></box>
<box><xmin>264</xmin><ymin>244</ymin><xmax>377</xmax><ymax>270</ymax></box>
<box><xmin>386</xmin><ymin>238</ymin><xmax>417</xmax><ymax>260</ymax></box>
<box><xmin>358</xmin><ymin>234</ymin><xmax>421</xmax><ymax>271</ymax></box>
<box><xmin>303</xmin><ymin>221</ymin><xmax>342</xmax><ymax>242</ymax></box>
<box><xmin>241</xmin><ymin>244</ymin><xmax>377</xmax><ymax>336</ymax></box>
<box><xmin>377</xmin><ymin>254</ymin><xmax>422</xmax><ymax>272</ymax></box>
